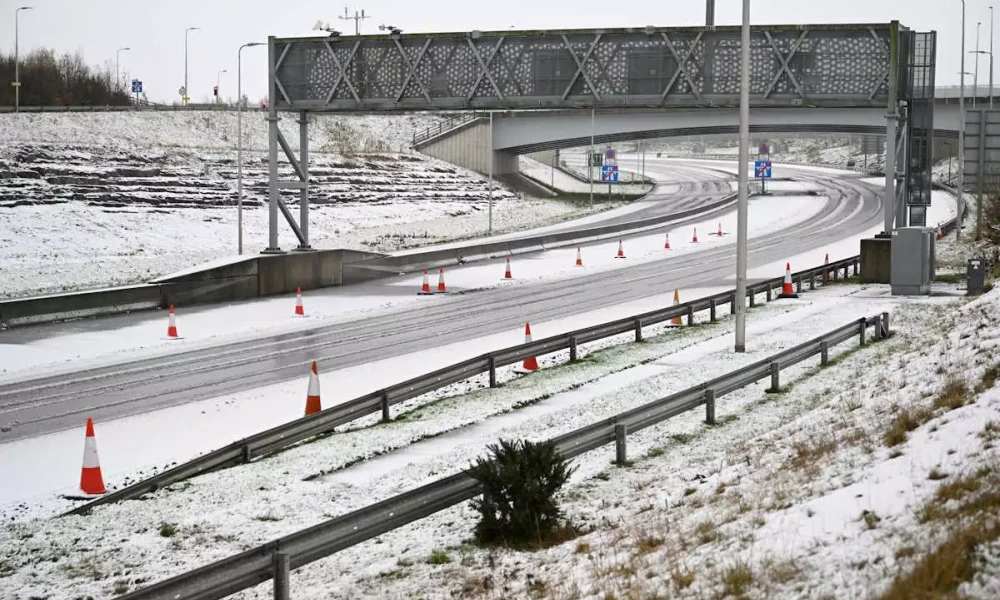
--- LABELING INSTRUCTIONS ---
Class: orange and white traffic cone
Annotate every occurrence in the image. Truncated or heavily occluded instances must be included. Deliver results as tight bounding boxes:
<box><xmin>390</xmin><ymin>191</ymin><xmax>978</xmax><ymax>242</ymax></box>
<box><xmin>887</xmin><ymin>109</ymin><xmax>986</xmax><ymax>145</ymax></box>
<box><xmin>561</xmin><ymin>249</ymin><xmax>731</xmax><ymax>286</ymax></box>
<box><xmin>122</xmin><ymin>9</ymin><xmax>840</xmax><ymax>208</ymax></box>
<box><xmin>167</xmin><ymin>305</ymin><xmax>179</xmax><ymax>339</ymax></box>
<box><xmin>79</xmin><ymin>418</ymin><xmax>106</xmax><ymax>495</ymax></box>
<box><xmin>671</xmin><ymin>289</ymin><xmax>683</xmax><ymax>326</ymax></box>
<box><xmin>520</xmin><ymin>323</ymin><xmax>539</xmax><ymax>372</ymax></box>
<box><xmin>436</xmin><ymin>267</ymin><xmax>447</xmax><ymax>293</ymax></box>
<box><xmin>616</xmin><ymin>239</ymin><xmax>626</xmax><ymax>259</ymax></box>
<box><xmin>692</xmin><ymin>228</ymin><xmax>699</xmax><ymax>243</ymax></box>
<box><xmin>418</xmin><ymin>269</ymin><xmax>433</xmax><ymax>295</ymax></box>
<box><xmin>664</xmin><ymin>233</ymin><xmax>672</xmax><ymax>250</ymax></box>
<box><xmin>304</xmin><ymin>361</ymin><xmax>322</xmax><ymax>416</ymax></box>
<box><xmin>503</xmin><ymin>257</ymin><xmax>513</xmax><ymax>280</ymax></box>
<box><xmin>780</xmin><ymin>262</ymin><xmax>798</xmax><ymax>298</ymax></box>
<box><xmin>936</xmin><ymin>223</ymin><xmax>943</xmax><ymax>241</ymax></box>
<box><xmin>716</xmin><ymin>222</ymin><xmax>724</xmax><ymax>237</ymax></box>
<box><xmin>294</xmin><ymin>287</ymin><xmax>305</xmax><ymax>316</ymax></box>
<box><xmin>575</xmin><ymin>247</ymin><xmax>584</xmax><ymax>267</ymax></box>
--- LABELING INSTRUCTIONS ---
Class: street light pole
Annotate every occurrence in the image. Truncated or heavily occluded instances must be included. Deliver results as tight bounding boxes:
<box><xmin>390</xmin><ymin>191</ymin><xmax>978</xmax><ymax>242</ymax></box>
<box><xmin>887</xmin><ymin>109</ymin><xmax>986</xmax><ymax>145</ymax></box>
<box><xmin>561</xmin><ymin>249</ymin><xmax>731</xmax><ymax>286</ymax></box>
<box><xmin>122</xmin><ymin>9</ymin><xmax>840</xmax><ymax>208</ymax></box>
<box><xmin>735</xmin><ymin>0</ymin><xmax>750</xmax><ymax>353</ymax></box>
<box><xmin>237</xmin><ymin>42</ymin><xmax>265</xmax><ymax>255</ymax></box>
<box><xmin>14</xmin><ymin>6</ymin><xmax>34</xmax><ymax>114</ymax></box>
<box><xmin>590</xmin><ymin>108</ymin><xmax>595</xmax><ymax>206</ymax></box>
<box><xmin>975</xmin><ymin>21</ymin><xmax>982</xmax><ymax>108</ymax></box>
<box><xmin>184</xmin><ymin>27</ymin><xmax>200</xmax><ymax>105</ymax></box>
<box><xmin>991</xmin><ymin>6</ymin><xmax>995</xmax><ymax>108</ymax></box>
<box><xmin>217</xmin><ymin>69</ymin><xmax>228</xmax><ymax>103</ymax></box>
<box><xmin>115</xmin><ymin>47</ymin><xmax>131</xmax><ymax>104</ymax></box>
<box><xmin>959</xmin><ymin>0</ymin><xmax>967</xmax><ymax>242</ymax></box>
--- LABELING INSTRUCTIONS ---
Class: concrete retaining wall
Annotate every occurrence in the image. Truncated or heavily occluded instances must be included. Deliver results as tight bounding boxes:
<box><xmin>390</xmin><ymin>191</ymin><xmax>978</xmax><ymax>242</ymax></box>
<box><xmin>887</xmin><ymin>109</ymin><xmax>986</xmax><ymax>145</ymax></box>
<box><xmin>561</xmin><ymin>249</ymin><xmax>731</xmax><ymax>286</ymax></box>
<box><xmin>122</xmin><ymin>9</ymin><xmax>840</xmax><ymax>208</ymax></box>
<box><xmin>416</xmin><ymin>119</ymin><xmax>518</xmax><ymax>176</ymax></box>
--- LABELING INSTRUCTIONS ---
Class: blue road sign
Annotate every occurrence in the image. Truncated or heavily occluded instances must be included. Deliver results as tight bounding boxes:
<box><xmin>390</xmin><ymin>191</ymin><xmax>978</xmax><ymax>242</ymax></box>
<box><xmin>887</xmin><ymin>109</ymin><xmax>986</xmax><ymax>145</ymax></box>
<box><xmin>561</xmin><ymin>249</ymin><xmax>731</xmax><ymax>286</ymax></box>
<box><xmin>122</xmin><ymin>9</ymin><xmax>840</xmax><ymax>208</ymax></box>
<box><xmin>754</xmin><ymin>160</ymin><xmax>772</xmax><ymax>179</ymax></box>
<box><xmin>601</xmin><ymin>164</ymin><xmax>619</xmax><ymax>183</ymax></box>
<box><xmin>131</xmin><ymin>79</ymin><xmax>143</xmax><ymax>94</ymax></box>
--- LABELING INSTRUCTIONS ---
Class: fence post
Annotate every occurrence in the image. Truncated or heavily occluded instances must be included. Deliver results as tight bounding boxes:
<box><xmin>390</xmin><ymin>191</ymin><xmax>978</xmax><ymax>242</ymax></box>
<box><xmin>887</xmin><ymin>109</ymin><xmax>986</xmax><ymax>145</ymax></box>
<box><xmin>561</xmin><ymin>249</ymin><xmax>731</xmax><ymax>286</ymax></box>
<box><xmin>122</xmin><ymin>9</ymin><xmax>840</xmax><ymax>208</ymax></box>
<box><xmin>687</xmin><ymin>305</ymin><xmax>695</xmax><ymax>326</ymax></box>
<box><xmin>705</xmin><ymin>389</ymin><xmax>716</xmax><ymax>425</ymax></box>
<box><xmin>769</xmin><ymin>362</ymin><xmax>780</xmax><ymax>393</ymax></box>
<box><xmin>710</xmin><ymin>298</ymin><xmax>717</xmax><ymax>323</ymax></box>
<box><xmin>615</xmin><ymin>424</ymin><xmax>628</xmax><ymax>465</ymax></box>
<box><xmin>881</xmin><ymin>312</ymin><xmax>890</xmax><ymax>338</ymax></box>
<box><xmin>569</xmin><ymin>337</ymin><xmax>578</xmax><ymax>362</ymax></box>
<box><xmin>859</xmin><ymin>318</ymin><xmax>867</xmax><ymax>346</ymax></box>
<box><xmin>488</xmin><ymin>356</ymin><xmax>497</xmax><ymax>388</ymax></box>
<box><xmin>634</xmin><ymin>319</ymin><xmax>643</xmax><ymax>343</ymax></box>
<box><xmin>820</xmin><ymin>341</ymin><xmax>829</xmax><ymax>366</ymax></box>
<box><xmin>273</xmin><ymin>552</ymin><xmax>290</xmax><ymax>600</ymax></box>
<box><xmin>381</xmin><ymin>392</ymin><xmax>391</xmax><ymax>422</ymax></box>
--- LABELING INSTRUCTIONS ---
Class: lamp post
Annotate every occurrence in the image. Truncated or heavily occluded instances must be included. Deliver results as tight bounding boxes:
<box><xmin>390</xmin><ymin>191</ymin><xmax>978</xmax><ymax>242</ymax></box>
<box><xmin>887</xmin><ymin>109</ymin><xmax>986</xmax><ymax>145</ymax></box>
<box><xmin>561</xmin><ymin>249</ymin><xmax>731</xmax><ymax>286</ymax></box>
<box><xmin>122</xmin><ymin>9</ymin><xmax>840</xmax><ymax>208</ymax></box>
<box><xmin>735</xmin><ymin>0</ymin><xmax>750</xmax><ymax>352</ymax></box>
<box><xmin>14</xmin><ymin>6</ymin><xmax>34</xmax><ymax>113</ymax></box>
<box><xmin>991</xmin><ymin>6</ymin><xmax>996</xmax><ymax>108</ymax></box>
<box><xmin>237</xmin><ymin>42</ymin><xmax>265</xmax><ymax>255</ymax></box>
<box><xmin>975</xmin><ymin>21</ymin><xmax>982</xmax><ymax>108</ymax></box>
<box><xmin>115</xmin><ymin>47</ymin><xmax>131</xmax><ymax>104</ymax></box>
<box><xmin>184</xmin><ymin>27</ymin><xmax>200</xmax><ymax>105</ymax></box>
<box><xmin>216</xmin><ymin>69</ymin><xmax>228</xmax><ymax>103</ymax></box>
<box><xmin>959</xmin><ymin>0</ymin><xmax>967</xmax><ymax>242</ymax></box>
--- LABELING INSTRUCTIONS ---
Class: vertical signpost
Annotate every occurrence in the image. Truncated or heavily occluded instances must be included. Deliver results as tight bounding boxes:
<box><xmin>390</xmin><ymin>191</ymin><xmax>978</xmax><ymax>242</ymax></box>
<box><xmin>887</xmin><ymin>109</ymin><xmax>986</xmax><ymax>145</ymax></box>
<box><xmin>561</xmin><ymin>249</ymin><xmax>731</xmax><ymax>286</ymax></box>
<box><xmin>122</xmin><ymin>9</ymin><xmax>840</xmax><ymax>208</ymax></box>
<box><xmin>605</xmin><ymin>146</ymin><xmax>616</xmax><ymax>200</ymax></box>
<box><xmin>756</xmin><ymin>143</ymin><xmax>770</xmax><ymax>194</ymax></box>
<box><xmin>131</xmin><ymin>79</ymin><xmax>143</xmax><ymax>106</ymax></box>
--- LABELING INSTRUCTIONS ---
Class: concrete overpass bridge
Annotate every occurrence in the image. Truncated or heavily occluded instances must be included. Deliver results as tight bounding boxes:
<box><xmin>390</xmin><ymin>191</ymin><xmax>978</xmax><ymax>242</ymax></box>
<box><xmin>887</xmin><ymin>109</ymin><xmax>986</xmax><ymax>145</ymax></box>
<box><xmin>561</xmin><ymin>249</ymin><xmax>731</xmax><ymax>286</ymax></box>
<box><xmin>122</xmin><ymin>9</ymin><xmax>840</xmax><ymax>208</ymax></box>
<box><xmin>262</xmin><ymin>21</ymin><xmax>937</xmax><ymax>252</ymax></box>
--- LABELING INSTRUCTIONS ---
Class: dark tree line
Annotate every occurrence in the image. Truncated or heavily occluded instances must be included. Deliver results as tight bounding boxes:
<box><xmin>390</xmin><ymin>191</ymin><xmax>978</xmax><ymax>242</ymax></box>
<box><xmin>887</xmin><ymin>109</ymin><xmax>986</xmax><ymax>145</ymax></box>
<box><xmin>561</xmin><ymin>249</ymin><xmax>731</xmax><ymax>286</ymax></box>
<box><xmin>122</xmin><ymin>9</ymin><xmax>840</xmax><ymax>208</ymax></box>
<box><xmin>0</xmin><ymin>48</ymin><xmax>134</xmax><ymax>107</ymax></box>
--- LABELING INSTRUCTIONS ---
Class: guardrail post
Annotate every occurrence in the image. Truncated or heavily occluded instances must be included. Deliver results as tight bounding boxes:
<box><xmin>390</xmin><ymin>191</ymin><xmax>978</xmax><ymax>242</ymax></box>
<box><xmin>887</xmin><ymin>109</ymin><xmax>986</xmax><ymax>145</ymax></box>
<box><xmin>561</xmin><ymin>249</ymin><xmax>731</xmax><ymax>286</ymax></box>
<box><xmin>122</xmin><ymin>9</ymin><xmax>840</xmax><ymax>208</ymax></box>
<box><xmin>709</xmin><ymin>298</ymin><xmax>717</xmax><ymax>323</ymax></box>
<box><xmin>614</xmin><ymin>424</ymin><xmax>628</xmax><ymax>465</ymax></box>
<box><xmin>766</xmin><ymin>284</ymin><xmax>773</xmax><ymax>302</ymax></box>
<box><xmin>686</xmin><ymin>305</ymin><xmax>695</xmax><ymax>326</ymax></box>
<box><xmin>749</xmin><ymin>287</ymin><xmax>756</xmax><ymax>308</ymax></box>
<box><xmin>705</xmin><ymin>389</ymin><xmax>716</xmax><ymax>425</ymax></box>
<box><xmin>809</xmin><ymin>270</ymin><xmax>816</xmax><ymax>290</ymax></box>
<box><xmin>796</xmin><ymin>276</ymin><xmax>802</xmax><ymax>293</ymax></box>
<box><xmin>273</xmin><ymin>552</ymin><xmax>290</xmax><ymax>600</ymax></box>
<box><xmin>820</xmin><ymin>341</ymin><xmax>829</xmax><ymax>366</ymax></box>
<box><xmin>634</xmin><ymin>319</ymin><xmax>643</xmax><ymax>342</ymax></box>
<box><xmin>859</xmin><ymin>318</ymin><xmax>867</xmax><ymax>346</ymax></box>
<box><xmin>569</xmin><ymin>337</ymin><xmax>578</xmax><ymax>362</ymax></box>
<box><xmin>488</xmin><ymin>356</ymin><xmax>497</xmax><ymax>388</ymax></box>
<box><xmin>241</xmin><ymin>445</ymin><xmax>252</xmax><ymax>464</ymax></box>
<box><xmin>881</xmin><ymin>312</ymin><xmax>890</xmax><ymax>338</ymax></box>
<box><xmin>730</xmin><ymin>291</ymin><xmax>738</xmax><ymax>311</ymax></box>
<box><xmin>768</xmin><ymin>362</ymin><xmax>780</xmax><ymax>393</ymax></box>
<box><xmin>381</xmin><ymin>392</ymin><xmax>391</xmax><ymax>423</ymax></box>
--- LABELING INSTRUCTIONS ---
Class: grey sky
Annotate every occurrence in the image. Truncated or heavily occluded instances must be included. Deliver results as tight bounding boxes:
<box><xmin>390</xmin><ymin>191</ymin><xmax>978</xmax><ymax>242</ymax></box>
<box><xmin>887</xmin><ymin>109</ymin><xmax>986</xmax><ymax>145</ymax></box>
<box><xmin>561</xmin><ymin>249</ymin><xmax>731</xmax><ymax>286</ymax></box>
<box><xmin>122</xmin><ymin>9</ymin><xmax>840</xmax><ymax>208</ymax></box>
<box><xmin>0</xmin><ymin>0</ymin><xmax>989</xmax><ymax>103</ymax></box>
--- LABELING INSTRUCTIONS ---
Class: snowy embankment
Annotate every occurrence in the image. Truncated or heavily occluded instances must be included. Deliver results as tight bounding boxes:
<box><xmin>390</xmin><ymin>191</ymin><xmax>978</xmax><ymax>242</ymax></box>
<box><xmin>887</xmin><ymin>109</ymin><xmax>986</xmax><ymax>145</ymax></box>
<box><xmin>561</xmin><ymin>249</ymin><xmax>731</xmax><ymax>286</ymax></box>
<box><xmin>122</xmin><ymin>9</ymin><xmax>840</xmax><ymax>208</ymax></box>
<box><xmin>0</xmin><ymin>112</ymin><xmax>622</xmax><ymax>299</ymax></box>
<box><xmin>4</xmin><ymin>251</ymin><xmax>1000</xmax><ymax>599</ymax></box>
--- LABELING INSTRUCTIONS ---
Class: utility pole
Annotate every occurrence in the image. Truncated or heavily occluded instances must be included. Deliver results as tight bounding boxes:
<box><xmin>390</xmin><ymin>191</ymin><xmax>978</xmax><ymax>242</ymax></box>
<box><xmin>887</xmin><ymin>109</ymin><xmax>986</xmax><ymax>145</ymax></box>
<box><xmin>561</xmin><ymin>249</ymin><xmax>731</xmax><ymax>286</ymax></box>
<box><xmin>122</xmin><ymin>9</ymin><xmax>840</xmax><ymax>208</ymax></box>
<box><xmin>959</xmin><ymin>0</ymin><xmax>967</xmax><ymax>242</ymax></box>
<box><xmin>14</xmin><ymin>6</ymin><xmax>34</xmax><ymax>113</ymax></box>
<box><xmin>339</xmin><ymin>7</ymin><xmax>370</xmax><ymax>36</ymax></box>
<box><xmin>735</xmin><ymin>0</ymin><xmax>750</xmax><ymax>353</ymax></box>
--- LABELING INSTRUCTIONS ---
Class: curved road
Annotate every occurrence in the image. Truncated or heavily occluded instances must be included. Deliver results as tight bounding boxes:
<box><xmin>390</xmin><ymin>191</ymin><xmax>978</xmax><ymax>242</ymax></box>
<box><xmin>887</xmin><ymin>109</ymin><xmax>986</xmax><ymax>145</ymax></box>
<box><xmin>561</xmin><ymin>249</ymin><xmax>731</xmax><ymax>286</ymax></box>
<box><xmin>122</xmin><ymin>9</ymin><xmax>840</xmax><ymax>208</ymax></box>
<box><xmin>0</xmin><ymin>165</ymin><xmax>882</xmax><ymax>442</ymax></box>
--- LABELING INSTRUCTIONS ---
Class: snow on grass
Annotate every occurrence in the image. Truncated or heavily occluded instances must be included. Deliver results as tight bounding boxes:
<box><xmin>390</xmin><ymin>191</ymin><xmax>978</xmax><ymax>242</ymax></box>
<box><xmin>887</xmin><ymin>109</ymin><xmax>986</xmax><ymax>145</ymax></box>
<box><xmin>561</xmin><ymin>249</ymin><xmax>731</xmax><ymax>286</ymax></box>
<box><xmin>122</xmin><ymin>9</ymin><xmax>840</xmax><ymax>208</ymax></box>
<box><xmin>2</xmin><ymin>276</ymin><xmax>991</xmax><ymax>599</ymax></box>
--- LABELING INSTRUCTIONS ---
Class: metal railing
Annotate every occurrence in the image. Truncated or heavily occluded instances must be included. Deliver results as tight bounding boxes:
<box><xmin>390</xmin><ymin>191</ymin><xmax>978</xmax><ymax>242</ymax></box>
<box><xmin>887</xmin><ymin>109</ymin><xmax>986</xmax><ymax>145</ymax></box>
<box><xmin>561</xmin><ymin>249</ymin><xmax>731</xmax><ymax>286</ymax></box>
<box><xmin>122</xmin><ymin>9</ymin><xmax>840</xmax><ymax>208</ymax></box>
<box><xmin>412</xmin><ymin>113</ymin><xmax>485</xmax><ymax>146</ymax></box>
<box><xmin>117</xmin><ymin>309</ymin><xmax>889</xmax><ymax>600</ymax></box>
<box><xmin>66</xmin><ymin>256</ymin><xmax>861</xmax><ymax>517</ymax></box>
<box><xmin>0</xmin><ymin>104</ymin><xmax>247</xmax><ymax>113</ymax></box>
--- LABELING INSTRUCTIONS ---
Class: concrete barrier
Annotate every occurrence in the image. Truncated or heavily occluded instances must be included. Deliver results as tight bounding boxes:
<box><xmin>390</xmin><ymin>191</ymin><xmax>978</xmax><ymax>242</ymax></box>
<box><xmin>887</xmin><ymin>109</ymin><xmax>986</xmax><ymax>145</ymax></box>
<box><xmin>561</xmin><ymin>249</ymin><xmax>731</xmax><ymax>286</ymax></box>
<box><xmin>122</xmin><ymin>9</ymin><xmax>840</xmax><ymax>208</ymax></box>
<box><xmin>0</xmin><ymin>285</ymin><xmax>162</xmax><ymax>328</ymax></box>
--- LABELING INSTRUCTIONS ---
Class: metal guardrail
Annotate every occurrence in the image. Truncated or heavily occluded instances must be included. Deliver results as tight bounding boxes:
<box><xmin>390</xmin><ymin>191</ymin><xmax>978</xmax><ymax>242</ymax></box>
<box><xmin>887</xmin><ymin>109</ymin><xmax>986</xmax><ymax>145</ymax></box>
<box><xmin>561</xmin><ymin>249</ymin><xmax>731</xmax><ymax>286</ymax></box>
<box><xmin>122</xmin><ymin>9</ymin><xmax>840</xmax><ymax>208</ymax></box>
<box><xmin>66</xmin><ymin>256</ymin><xmax>861</xmax><ymax>517</ymax></box>
<box><xmin>412</xmin><ymin>113</ymin><xmax>485</xmax><ymax>146</ymax></box>
<box><xmin>0</xmin><ymin>104</ymin><xmax>249</xmax><ymax>113</ymax></box>
<box><xmin>117</xmin><ymin>309</ymin><xmax>889</xmax><ymax>600</ymax></box>
<box><xmin>666</xmin><ymin>153</ymin><xmax>883</xmax><ymax>175</ymax></box>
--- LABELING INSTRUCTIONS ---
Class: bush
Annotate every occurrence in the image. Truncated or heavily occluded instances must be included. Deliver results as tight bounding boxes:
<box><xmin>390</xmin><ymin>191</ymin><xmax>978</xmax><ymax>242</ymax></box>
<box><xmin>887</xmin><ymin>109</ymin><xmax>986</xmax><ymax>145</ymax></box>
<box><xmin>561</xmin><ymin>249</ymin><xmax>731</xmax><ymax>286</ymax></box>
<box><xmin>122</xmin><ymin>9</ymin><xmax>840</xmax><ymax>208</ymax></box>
<box><xmin>466</xmin><ymin>439</ymin><xmax>575</xmax><ymax>546</ymax></box>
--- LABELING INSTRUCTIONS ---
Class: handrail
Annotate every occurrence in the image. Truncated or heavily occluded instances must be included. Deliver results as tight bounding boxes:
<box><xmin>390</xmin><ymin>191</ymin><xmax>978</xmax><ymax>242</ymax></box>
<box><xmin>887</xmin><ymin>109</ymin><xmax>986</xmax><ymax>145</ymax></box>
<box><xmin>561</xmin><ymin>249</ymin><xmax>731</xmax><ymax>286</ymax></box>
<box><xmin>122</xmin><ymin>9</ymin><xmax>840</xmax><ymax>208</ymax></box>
<box><xmin>412</xmin><ymin>112</ymin><xmax>485</xmax><ymax>146</ymax></box>
<box><xmin>65</xmin><ymin>256</ymin><xmax>861</xmax><ymax>517</ymax></box>
<box><xmin>116</xmin><ymin>310</ymin><xmax>889</xmax><ymax>600</ymax></box>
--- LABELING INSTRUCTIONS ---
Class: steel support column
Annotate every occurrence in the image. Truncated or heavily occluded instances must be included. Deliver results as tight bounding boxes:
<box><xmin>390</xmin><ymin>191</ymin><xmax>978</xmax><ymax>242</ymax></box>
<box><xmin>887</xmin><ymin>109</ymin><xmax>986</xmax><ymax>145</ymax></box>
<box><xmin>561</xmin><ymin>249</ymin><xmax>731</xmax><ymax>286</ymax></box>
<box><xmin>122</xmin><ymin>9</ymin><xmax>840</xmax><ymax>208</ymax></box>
<box><xmin>264</xmin><ymin>39</ymin><xmax>282</xmax><ymax>254</ymax></box>
<box><xmin>884</xmin><ymin>23</ymin><xmax>899</xmax><ymax>235</ymax></box>
<box><xmin>296</xmin><ymin>111</ymin><xmax>312</xmax><ymax>251</ymax></box>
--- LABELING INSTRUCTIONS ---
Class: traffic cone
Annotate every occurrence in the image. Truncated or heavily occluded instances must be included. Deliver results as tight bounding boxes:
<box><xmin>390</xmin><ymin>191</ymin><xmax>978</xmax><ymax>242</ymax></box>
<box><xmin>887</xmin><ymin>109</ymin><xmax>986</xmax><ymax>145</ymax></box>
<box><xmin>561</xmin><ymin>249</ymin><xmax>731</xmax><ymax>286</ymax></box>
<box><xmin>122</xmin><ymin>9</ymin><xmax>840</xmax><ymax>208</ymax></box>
<box><xmin>305</xmin><ymin>361</ymin><xmax>322</xmax><ymax>416</ymax></box>
<box><xmin>616</xmin><ymin>239</ymin><xmax>626</xmax><ymax>259</ymax></box>
<box><xmin>575</xmin><ymin>247</ymin><xmax>584</xmax><ymax>267</ymax></box>
<box><xmin>418</xmin><ymin>269</ymin><xmax>433</xmax><ymax>295</ymax></box>
<box><xmin>503</xmin><ymin>257</ymin><xmax>513</xmax><ymax>280</ymax></box>
<box><xmin>671</xmin><ymin>289</ymin><xmax>683</xmax><ymax>326</ymax></box>
<box><xmin>167</xmin><ymin>305</ymin><xmax>179</xmax><ymax>339</ymax></box>
<box><xmin>294</xmin><ymin>287</ymin><xmax>305</xmax><ymax>316</ymax></box>
<box><xmin>716</xmin><ymin>222</ymin><xmax>724</xmax><ymax>237</ymax></box>
<box><xmin>79</xmin><ymin>418</ymin><xmax>106</xmax><ymax>495</ymax></box>
<box><xmin>780</xmin><ymin>262</ymin><xmax>798</xmax><ymax>298</ymax></box>
<box><xmin>521</xmin><ymin>323</ymin><xmax>539</xmax><ymax>372</ymax></box>
<box><xmin>692</xmin><ymin>228</ymin><xmax>699</xmax><ymax>243</ymax></box>
<box><xmin>936</xmin><ymin>223</ymin><xmax>943</xmax><ymax>241</ymax></box>
<box><xmin>664</xmin><ymin>233</ymin><xmax>671</xmax><ymax>250</ymax></box>
<box><xmin>436</xmin><ymin>267</ymin><xmax>447</xmax><ymax>293</ymax></box>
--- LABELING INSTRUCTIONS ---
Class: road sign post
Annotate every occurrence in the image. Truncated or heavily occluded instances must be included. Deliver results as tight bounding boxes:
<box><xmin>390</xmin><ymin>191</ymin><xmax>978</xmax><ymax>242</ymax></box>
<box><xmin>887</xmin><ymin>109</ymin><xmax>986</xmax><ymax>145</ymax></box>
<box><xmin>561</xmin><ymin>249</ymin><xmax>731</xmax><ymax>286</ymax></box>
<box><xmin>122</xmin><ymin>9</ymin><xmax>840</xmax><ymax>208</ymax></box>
<box><xmin>754</xmin><ymin>159</ymin><xmax>772</xmax><ymax>194</ymax></box>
